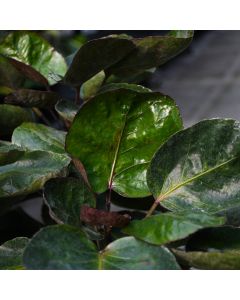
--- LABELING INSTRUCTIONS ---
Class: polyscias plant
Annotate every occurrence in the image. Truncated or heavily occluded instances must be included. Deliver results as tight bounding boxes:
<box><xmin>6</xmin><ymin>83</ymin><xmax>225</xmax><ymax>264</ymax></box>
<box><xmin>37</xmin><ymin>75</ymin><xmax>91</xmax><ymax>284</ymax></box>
<box><xmin>1</xmin><ymin>30</ymin><xmax>240</xmax><ymax>270</ymax></box>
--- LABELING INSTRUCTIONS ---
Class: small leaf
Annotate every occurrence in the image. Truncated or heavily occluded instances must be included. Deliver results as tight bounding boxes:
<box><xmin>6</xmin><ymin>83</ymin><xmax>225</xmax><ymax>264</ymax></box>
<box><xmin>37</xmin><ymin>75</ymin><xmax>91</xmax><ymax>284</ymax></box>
<box><xmin>123</xmin><ymin>212</ymin><xmax>225</xmax><ymax>245</ymax></box>
<box><xmin>66</xmin><ymin>88</ymin><xmax>182</xmax><ymax>197</ymax></box>
<box><xmin>12</xmin><ymin>122</ymin><xmax>67</xmax><ymax>154</ymax></box>
<box><xmin>64</xmin><ymin>36</ymin><xmax>135</xmax><ymax>87</ymax></box>
<box><xmin>0</xmin><ymin>31</ymin><xmax>67</xmax><ymax>85</ymax></box>
<box><xmin>23</xmin><ymin>225</ymin><xmax>180</xmax><ymax>270</ymax></box>
<box><xmin>44</xmin><ymin>177</ymin><xmax>96</xmax><ymax>226</ymax></box>
<box><xmin>173</xmin><ymin>249</ymin><xmax>240</xmax><ymax>270</ymax></box>
<box><xmin>80</xmin><ymin>71</ymin><xmax>105</xmax><ymax>100</ymax></box>
<box><xmin>0</xmin><ymin>149</ymin><xmax>70</xmax><ymax>198</ymax></box>
<box><xmin>147</xmin><ymin>119</ymin><xmax>240</xmax><ymax>215</ymax></box>
<box><xmin>5</xmin><ymin>89</ymin><xmax>60</xmax><ymax>108</ymax></box>
<box><xmin>106</xmin><ymin>31</ymin><xmax>194</xmax><ymax>79</ymax></box>
<box><xmin>0</xmin><ymin>104</ymin><xmax>34</xmax><ymax>137</ymax></box>
<box><xmin>0</xmin><ymin>237</ymin><xmax>29</xmax><ymax>270</ymax></box>
<box><xmin>55</xmin><ymin>100</ymin><xmax>79</xmax><ymax>123</ymax></box>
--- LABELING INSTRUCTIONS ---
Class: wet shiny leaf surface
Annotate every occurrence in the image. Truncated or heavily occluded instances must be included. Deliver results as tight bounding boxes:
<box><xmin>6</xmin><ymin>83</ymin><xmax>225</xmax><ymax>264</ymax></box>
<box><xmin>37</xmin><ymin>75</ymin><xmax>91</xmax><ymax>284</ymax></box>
<box><xmin>123</xmin><ymin>212</ymin><xmax>225</xmax><ymax>245</ymax></box>
<box><xmin>0</xmin><ymin>31</ymin><xmax>67</xmax><ymax>85</ymax></box>
<box><xmin>0</xmin><ymin>149</ymin><xmax>70</xmax><ymax>198</ymax></box>
<box><xmin>12</xmin><ymin>122</ymin><xmax>67</xmax><ymax>154</ymax></box>
<box><xmin>147</xmin><ymin>119</ymin><xmax>240</xmax><ymax>214</ymax></box>
<box><xmin>66</xmin><ymin>88</ymin><xmax>182</xmax><ymax>197</ymax></box>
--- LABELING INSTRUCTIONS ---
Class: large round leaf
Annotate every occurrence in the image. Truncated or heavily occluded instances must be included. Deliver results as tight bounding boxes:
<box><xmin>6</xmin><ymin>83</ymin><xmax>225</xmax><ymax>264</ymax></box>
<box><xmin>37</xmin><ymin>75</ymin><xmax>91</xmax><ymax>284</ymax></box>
<box><xmin>64</xmin><ymin>36</ymin><xmax>135</xmax><ymax>87</ymax></box>
<box><xmin>0</xmin><ymin>237</ymin><xmax>29</xmax><ymax>270</ymax></box>
<box><xmin>66</xmin><ymin>88</ymin><xmax>182</xmax><ymax>197</ymax></box>
<box><xmin>0</xmin><ymin>31</ymin><xmax>67</xmax><ymax>85</ymax></box>
<box><xmin>147</xmin><ymin>119</ymin><xmax>240</xmax><ymax>215</ymax></box>
<box><xmin>12</xmin><ymin>122</ymin><xmax>67</xmax><ymax>154</ymax></box>
<box><xmin>123</xmin><ymin>212</ymin><xmax>225</xmax><ymax>245</ymax></box>
<box><xmin>0</xmin><ymin>104</ymin><xmax>34</xmax><ymax>137</ymax></box>
<box><xmin>44</xmin><ymin>177</ymin><xmax>96</xmax><ymax>226</ymax></box>
<box><xmin>23</xmin><ymin>225</ymin><xmax>180</xmax><ymax>270</ymax></box>
<box><xmin>106</xmin><ymin>31</ymin><xmax>194</xmax><ymax>80</ymax></box>
<box><xmin>0</xmin><ymin>149</ymin><xmax>70</xmax><ymax>198</ymax></box>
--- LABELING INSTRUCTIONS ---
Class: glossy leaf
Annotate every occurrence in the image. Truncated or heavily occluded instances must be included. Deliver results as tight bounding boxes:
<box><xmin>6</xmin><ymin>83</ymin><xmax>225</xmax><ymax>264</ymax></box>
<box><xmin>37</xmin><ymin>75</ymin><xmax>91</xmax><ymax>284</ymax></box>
<box><xmin>0</xmin><ymin>104</ymin><xmax>33</xmax><ymax>137</ymax></box>
<box><xmin>99</xmin><ymin>83</ymin><xmax>151</xmax><ymax>94</ymax></box>
<box><xmin>80</xmin><ymin>71</ymin><xmax>105</xmax><ymax>100</ymax></box>
<box><xmin>64</xmin><ymin>36</ymin><xmax>135</xmax><ymax>87</ymax></box>
<box><xmin>23</xmin><ymin>225</ymin><xmax>180</xmax><ymax>270</ymax></box>
<box><xmin>5</xmin><ymin>89</ymin><xmax>60</xmax><ymax>108</ymax></box>
<box><xmin>12</xmin><ymin>122</ymin><xmax>67</xmax><ymax>154</ymax></box>
<box><xmin>173</xmin><ymin>249</ymin><xmax>240</xmax><ymax>270</ymax></box>
<box><xmin>0</xmin><ymin>237</ymin><xmax>29</xmax><ymax>270</ymax></box>
<box><xmin>147</xmin><ymin>119</ymin><xmax>240</xmax><ymax>215</ymax></box>
<box><xmin>106</xmin><ymin>31</ymin><xmax>194</xmax><ymax>79</ymax></box>
<box><xmin>0</xmin><ymin>149</ymin><xmax>70</xmax><ymax>198</ymax></box>
<box><xmin>100</xmin><ymin>236</ymin><xmax>180</xmax><ymax>270</ymax></box>
<box><xmin>44</xmin><ymin>177</ymin><xmax>96</xmax><ymax>226</ymax></box>
<box><xmin>55</xmin><ymin>100</ymin><xmax>79</xmax><ymax>123</ymax></box>
<box><xmin>66</xmin><ymin>88</ymin><xmax>182</xmax><ymax>197</ymax></box>
<box><xmin>0</xmin><ymin>31</ymin><xmax>67</xmax><ymax>85</ymax></box>
<box><xmin>186</xmin><ymin>226</ymin><xmax>240</xmax><ymax>251</ymax></box>
<box><xmin>123</xmin><ymin>212</ymin><xmax>225</xmax><ymax>245</ymax></box>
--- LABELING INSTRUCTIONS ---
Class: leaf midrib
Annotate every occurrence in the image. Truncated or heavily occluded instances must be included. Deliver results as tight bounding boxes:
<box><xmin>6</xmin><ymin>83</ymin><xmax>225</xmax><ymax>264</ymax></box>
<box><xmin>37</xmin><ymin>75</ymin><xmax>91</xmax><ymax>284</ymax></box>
<box><xmin>157</xmin><ymin>156</ymin><xmax>238</xmax><ymax>202</ymax></box>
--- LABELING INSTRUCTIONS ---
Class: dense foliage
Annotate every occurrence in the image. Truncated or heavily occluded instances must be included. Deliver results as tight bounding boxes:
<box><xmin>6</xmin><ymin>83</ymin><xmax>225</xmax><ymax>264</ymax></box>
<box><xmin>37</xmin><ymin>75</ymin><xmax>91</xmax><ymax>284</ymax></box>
<box><xmin>1</xmin><ymin>30</ymin><xmax>239</xmax><ymax>270</ymax></box>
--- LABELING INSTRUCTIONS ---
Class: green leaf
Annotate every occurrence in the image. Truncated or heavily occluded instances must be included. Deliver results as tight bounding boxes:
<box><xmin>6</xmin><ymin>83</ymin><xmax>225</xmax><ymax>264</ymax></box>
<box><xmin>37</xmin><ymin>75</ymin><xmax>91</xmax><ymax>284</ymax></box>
<box><xmin>0</xmin><ymin>149</ymin><xmax>70</xmax><ymax>198</ymax></box>
<box><xmin>23</xmin><ymin>225</ymin><xmax>180</xmax><ymax>270</ymax></box>
<box><xmin>44</xmin><ymin>177</ymin><xmax>96</xmax><ymax>226</ymax></box>
<box><xmin>0</xmin><ymin>237</ymin><xmax>29</xmax><ymax>270</ymax></box>
<box><xmin>173</xmin><ymin>249</ymin><xmax>240</xmax><ymax>270</ymax></box>
<box><xmin>0</xmin><ymin>56</ymin><xmax>24</xmax><ymax>88</ymax></box>
<box><xmin>186</xmin><ymin>226</ymin><xmax>240</xmax><ymax>251</ymax></box>
<box><xmin>66</xmin><ymin>88</ymin><xmax>182</xmax><ymax>197</ymax></box>
<box><xmin>80</xmin><ymin>71</ymin><xmax>105</xmax><ymax>100</ymax></box>
<box><xmin>99</xmin><ymin>83</ymin><xmax>151</xmax><ymax>94</ymax></box>
<box><xmin>147</xmin><ymin>119</ymin><xmax>240</xmax><ymax>215</ymax></box>
<box><xmin>123</xmin><ymin>212</ymin><xmax>225</xmax><ymax>245</ymax></box>
<box><xmin>55</xmin><ymin>100</ymin><xmax>79</xmax><ymax>123</ymax></box>
<box><xmin>106</xmin><ymin>31</ymin><xmax>194</xmax><ymax>79</ymax></box>
<box><xmin>100</xmin><ymin>236</ymin><xmax>180</xmax><ymax>270</ymax></box>
<box><xmin>5</xmin><ymin>89</ymin><xmax>60</xmax><ymax>108</ymax></box>
<box><xmin>12</xmin><ymin>122</ymin><xmax>67</xmax><ymax>154</ymax></box>
<box><xmin>64</xmin><ymin>36</ymin><xmax>135</xmax><ymax>87</ymax></box>
<box><xmin>0</xmin><ymin>31</ymin><xmax>67</xmax><ymax>85</ymax></box>
<box><xmin>0</xmin><ymin>104</ymin><xmax>34</xmax><ymax>137</ymax></box>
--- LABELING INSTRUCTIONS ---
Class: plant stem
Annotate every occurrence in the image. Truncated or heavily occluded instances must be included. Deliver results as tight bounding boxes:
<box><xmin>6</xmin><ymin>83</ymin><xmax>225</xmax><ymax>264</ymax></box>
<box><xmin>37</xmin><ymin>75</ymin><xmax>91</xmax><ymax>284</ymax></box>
<box><xmin>32</xmin><ymin>107</ymin><xmax>51</xmax><ymax>126</ymax></box>
<box><xmin>105</xmin><ymin>188</ymin><xmax>112</xmax><ymax>212</ymax></box>
<box><xmin>145</xmin><ymin>194</ymin><xmax>166</xmax><ymax>217</ymax></box>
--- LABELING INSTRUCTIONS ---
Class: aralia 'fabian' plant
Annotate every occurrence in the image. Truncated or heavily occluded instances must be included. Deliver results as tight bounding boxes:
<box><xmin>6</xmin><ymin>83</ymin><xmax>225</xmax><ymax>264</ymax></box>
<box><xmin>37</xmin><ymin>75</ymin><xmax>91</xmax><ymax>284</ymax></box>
<box><xmin>1</xmin><ymin>30</ymin><xmax>240</xmax><ymax>270</ymax></box>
